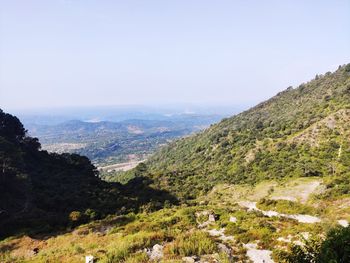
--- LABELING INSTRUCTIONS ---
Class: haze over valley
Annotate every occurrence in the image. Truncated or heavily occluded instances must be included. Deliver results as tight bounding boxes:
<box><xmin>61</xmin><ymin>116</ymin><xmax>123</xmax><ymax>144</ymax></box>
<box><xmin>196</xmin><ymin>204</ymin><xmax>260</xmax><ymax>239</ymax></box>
<box><xmin>20</xmin><ymin>106</ymin><xmax>234</xmax><ymax>181</ymax></box>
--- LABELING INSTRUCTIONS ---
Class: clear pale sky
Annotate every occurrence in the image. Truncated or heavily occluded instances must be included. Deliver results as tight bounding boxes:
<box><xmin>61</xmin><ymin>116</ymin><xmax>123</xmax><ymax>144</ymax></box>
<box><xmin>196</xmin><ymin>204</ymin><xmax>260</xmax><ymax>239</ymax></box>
<box><xmin>1</xmin><ymin>0</ymin><xmax>349</xmax><ymax>110</ymax></box>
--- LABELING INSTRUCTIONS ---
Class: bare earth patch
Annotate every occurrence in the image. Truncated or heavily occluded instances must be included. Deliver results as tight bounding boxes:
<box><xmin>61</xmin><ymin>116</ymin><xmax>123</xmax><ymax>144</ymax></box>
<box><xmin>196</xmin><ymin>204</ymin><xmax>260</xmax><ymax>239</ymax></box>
<box><xmin>238</xmin><ymin>201</ymin><xmax>321</xmax><ymax>224</ymax></box>
<box><xmin>244</xmin><ymin>243</ymin><xmax>274</xmax><ymax>263</ymax></box>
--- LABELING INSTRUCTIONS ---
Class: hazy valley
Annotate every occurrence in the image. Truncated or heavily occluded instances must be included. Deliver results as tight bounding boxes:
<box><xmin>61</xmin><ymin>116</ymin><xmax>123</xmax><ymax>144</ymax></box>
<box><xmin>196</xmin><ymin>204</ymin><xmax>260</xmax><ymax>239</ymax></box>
<box><xmin>23</xmin><ymin>112</ymin><xmax>226</xmax><ymax>183</ymax></box>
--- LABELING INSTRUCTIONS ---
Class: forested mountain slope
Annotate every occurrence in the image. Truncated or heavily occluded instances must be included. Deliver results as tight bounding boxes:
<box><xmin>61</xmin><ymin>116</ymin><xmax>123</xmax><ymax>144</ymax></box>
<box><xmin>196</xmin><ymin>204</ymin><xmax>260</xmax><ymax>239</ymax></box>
<box><xmin>0</xmin><ymin>110</ymin><xmax>175</xmax><ymax>237</ymax></box>
<box><xmin>140</xmin><ymin>64</ymin><xmax>350</xmax><ymax>199</ymax></box>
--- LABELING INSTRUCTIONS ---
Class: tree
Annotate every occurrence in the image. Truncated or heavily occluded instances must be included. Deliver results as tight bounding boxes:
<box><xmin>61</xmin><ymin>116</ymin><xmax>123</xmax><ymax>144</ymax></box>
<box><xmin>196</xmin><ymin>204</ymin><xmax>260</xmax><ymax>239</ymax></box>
<box><xmin>276</xmin><ymin>226</ymin><xmax>350</xmax><ymax>263</ymax></box>
<box><xmin>0</xmin><ymin>109</ymin><xmax>26</xmax><ymax>142</ymax></box>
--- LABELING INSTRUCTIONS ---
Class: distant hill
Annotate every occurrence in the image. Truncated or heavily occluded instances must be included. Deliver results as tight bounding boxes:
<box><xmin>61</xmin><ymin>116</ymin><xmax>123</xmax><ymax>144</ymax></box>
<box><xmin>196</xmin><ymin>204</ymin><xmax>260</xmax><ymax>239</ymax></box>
<box><xmin>0</xmin><ymin>110</ymin><xmax>176</xmax><ymax>237</ymax></box>
<box><xmin>26</xmin><ymin>115</ymin><xmax>223</xmax><ymax>165</ymax></box>
<box><xmin>137</xmin><ymin>64</ymin><xmax>350</xmax><ymax>199</ymax></box>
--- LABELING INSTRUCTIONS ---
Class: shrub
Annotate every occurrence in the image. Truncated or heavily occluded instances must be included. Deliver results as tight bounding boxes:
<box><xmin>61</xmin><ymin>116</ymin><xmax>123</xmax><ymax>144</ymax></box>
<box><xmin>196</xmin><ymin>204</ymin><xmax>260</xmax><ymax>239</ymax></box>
<box><xmin>257</xmin><ymin>199</ymin><xmax>316</xmax><ymax>215</ymax></box>
<box><xmin>69</xmin><ymin>211</ymin><xmax>83</xmax><ymax>222</ymax></box>
<box><xmin>124</xmin><ymin>251</ymin><xmax>149</xmax><ymax>263</ymax></box>
<box><xmin>318</xmin><ymin>226</ymin><xmax>350</xmax><ymax>262</ymax></box>
<box><xmin>164</xmin><ymin>231</ymin><xmax>217</xmax><ymax>258</ymax></box>
<box><xmin>275</xmin><ymin>226</ymin><xmax>350</xmax><ymax>263</ymax></box>
<box><xmin>103</xmin><ymin>244</ymin><xmax>131</xmax><ymax>263</ymax></box>
<box><xmin>225</xmin><ymin>223</ymin><xmax>245</xmax><ymax>235</ymax></box>
<box><xmin>345</xmin><ymin>63</ymin><xmax>350</xmax><ymax>73</ymax></box>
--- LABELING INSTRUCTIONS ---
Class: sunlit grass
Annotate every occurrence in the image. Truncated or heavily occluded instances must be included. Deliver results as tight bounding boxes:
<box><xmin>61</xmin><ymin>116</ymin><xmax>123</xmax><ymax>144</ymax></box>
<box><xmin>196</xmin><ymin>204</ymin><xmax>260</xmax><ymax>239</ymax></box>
<box><xmin>164</xmin><ymin>231</ymin><xmax>217</xmax><ymax>258</ymax></box>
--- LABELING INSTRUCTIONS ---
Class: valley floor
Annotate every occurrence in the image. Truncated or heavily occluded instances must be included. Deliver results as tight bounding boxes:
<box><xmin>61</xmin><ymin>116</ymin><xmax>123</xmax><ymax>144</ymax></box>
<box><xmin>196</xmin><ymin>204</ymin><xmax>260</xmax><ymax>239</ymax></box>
<box><xmin>1</xmin><ymin>177</ymin><xmax>349</xmax><ymax>263</ymax></box>
<box><xmin>98</xmin><ymin>160</ymin><xmax>146</xmax><ymax>173</ymax></box>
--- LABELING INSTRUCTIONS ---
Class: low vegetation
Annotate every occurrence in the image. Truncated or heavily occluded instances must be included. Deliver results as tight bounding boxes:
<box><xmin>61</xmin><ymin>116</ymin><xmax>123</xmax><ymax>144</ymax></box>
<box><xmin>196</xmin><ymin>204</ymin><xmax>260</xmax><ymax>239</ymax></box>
<box><xmin>257</xmin><ymin>199</ymin><xmax>317</xmax><ymax>215</ymax></box>
<box><xmin>164</xmin><ymin>231</ymin><xmax>217</xmax><ymax>258</ymax></box>
<box><xmin>275</xmin><ymin>226</ymin><xmax>350</xmax><ymax>263</ymax></box>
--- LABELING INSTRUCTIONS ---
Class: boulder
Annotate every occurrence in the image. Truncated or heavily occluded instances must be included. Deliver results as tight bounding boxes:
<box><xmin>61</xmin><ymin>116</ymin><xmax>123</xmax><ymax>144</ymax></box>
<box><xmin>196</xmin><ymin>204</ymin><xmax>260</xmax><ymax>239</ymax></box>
<box><xmin>149</xmin><ymin>244</ymin><xmax>163</xmax><ymax>260</ymax></box>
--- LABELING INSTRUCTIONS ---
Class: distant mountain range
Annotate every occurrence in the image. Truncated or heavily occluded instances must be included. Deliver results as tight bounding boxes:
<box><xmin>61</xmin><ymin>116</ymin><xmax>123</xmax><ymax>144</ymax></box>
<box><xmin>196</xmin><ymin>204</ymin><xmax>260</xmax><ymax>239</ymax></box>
<box><xmin>26</xmin><ymin>114</ymin><xmax>225</xmax><ymax>165</ymax></box>
<box><xmin>14</xmin><ymin>105</ymin><xmax>244</xmax><ymax>126</ymax></box>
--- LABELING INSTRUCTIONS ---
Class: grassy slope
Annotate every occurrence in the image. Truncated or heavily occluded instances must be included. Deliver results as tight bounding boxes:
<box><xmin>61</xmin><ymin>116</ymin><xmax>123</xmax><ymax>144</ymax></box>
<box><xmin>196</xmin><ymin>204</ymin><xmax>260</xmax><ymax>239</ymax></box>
<box><xmin>140</xmin><ymin>64</ymin><xmax>350</xmax><ymax>199</ymax></box>
<box><xmin>2</xmin><ymin>176</ymin><xmax>350</xmax><ymax>263</ymax></box>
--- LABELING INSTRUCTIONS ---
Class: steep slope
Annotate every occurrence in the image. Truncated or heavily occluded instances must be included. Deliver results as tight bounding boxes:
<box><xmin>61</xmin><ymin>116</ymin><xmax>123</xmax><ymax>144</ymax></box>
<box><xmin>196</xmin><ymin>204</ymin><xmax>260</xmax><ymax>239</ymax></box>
<box><xmin>139</xmin><ymin>64</ymin><xmax>350</xmax><ymax>199</ymax></box>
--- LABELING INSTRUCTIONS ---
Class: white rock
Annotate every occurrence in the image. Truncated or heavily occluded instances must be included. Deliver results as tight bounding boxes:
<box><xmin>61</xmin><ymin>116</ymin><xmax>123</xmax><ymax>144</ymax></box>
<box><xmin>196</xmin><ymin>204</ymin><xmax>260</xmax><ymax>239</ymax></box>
<box><xmin>293</xmin><ymin>240</ymin><xmax>305</xmax><ymax>246</ymax></box>
<box><xmin>207</xmin><ymin>228</ymin><xmax>224</xmax><ymax>237</ymax></box>
<box><xmin>238</xmin><ymin>201</ymin><xmax>321</xmax><ymax>224</ymax></box>
<box><xmin>206</xmin><ymin>228</ymin><xmax>234</xmax><ymax>241</ymax></box>
<box><xmin>85</xmin><ymin>255</ymin><xmax>94</xmax><ymax>263</ymax></box>
<box><xmin>208</xmin><ymin>214</ymin><xmax>216</xmax><ymax>222</ymax></box>
<box><xmin>286</xmin><ymin>214</ymin><xmax>321</xmax><ymax>224</ymax></box>
<box><xmin>262</xmin><ymin>210</ymin><xmax>280</xmax><ymax>217</ymax></box>
<box><xmin>238</xmin><ymin>201</ymin><xmax>258</xmax><ymax>211</ymax></box>
<box><xmin>277</xmin><ymin>236</ymin><xmax>292</xmax><ymax>243</ymax></box>
<box><xmin>182</xmin><ymin>256</ymin><xmax>196</xmax><ymax>263</ymax></box>
<box><xmin>149</xmin><ymin>244</ymin><xmax>163</xmax><ymax>260</ymax></box>
<box><xmin>229</xmin><ymin>216</ymin><xmax>237</xmax><ymax>223</ymax></box>
<box><xmin>220</xmin><ymin>235</ymin><xmax>234</xmax><ymax>241</ymax></box>
<box><xmin>338</xmin><ymin>219</ymin><xmax>349</xmax><ymax>227</ymax></box>
<box><xmin>244</xmin><ymin>243</ymin><xmax>274</xmax><ymax>263</ymax></box>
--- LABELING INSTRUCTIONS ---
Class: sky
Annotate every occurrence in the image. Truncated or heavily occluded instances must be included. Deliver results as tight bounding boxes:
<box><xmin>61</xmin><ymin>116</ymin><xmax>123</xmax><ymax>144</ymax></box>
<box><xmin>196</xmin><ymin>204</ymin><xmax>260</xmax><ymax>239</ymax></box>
<box><xmin>1</xmin><ymin>0</ymin><xmax>349</xmax><ymax>111</ymax></box>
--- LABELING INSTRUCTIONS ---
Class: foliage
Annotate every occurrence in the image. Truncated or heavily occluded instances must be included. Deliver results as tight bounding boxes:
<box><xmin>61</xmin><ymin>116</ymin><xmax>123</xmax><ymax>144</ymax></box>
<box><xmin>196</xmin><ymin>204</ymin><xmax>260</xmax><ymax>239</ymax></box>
<box><xmin>276</xmin><ymin>226</ymin><xmax>350</xmax><ymax>263</ymax></box>
<box><xmin>0</xmin><ymin>109</ymin><xmax>177</xmax><ymax>237</ymax></box>
<box><xmin>164</xmin><ymin>231</ymin><xmax>217</xmax><ymax>257</ymax></box>
<box><xmin>320</xmin><ymin>172</ymin><xmax>350</xmax><ymax>199</ymax></box>
<box><xmin>134</xmin><ymin>64</ymin><xmax>350</xmax><ymax>199</ymax></box>
<box><xmin>257</xmin><ymin>198</ymin><xmax>316</xmax><ymax>215</ymax></box>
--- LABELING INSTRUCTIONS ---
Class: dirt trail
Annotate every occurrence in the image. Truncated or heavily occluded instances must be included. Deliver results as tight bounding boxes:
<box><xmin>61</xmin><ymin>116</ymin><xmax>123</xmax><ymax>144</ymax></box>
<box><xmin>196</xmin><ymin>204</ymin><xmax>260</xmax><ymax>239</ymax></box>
<box><xmin>244</xmin><ymin>243</ymin><xmax>274</xmax><ymax>263</ymax></box>
<box><xmin>238</xmin><ymin>201</ymin><xmax>321</xmax><ymax>224</ymax></box>
<box><xmin>269</xmin><ymin>180</ymin><xmax>323</xmax><ymax>204</ymax></box>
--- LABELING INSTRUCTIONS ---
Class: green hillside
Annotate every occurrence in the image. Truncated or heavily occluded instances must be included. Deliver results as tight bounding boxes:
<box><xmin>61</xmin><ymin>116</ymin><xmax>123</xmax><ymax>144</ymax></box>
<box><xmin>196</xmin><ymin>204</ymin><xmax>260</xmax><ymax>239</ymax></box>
<box><xmin>138</xmin><ymin>64</ymin><xmax>350</xmax><ymax>199</ymax></box>
<box><xmin>1</xmin><ymin>66</ymin><xmax>350</xmax><ymax>263</ymax></box>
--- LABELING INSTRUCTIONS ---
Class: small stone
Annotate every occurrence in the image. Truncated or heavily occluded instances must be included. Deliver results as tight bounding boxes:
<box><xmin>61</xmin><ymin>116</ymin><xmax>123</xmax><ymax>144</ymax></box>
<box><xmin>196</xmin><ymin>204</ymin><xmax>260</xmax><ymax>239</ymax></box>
<box><xmin>85</xmin><ymin>255</ymin><xmax>94</xmax><ymax>263</ymax></box>
<box><xmin>229</xmin><ymin>216</ymin><xmax>237</xmax><ymax>223</ymax></box>
<box><xmin>208</xmin><ymin>214</ymin><xmax>216</xmax><ymax>222</ymax></box>
<box><xmin>338</xmin><ymin>219</ymin><xmax>349</xmax><ymax>227</ymax></box>
<box><xmin>182</xmin><ymin>256</ymin><xmax>196</xmax><ymax>262</ymax></box>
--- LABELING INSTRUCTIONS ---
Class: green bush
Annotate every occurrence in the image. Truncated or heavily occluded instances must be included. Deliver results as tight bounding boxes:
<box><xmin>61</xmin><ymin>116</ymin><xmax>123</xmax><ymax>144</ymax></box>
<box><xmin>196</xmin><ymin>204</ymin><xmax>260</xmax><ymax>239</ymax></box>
<box><xmin>164</xmin><ymin>231</ymin><xmax>217</xmax><ymax>257</ymax></box>
<box><xmin>257</xmin><ymin>199</ymin><xmax>316</xmax><ymax>215</ymax></box>
<box><xmin>275</xmin><ymin>226</ymin><xmax>350</xmax><ymax>263</ymax></box>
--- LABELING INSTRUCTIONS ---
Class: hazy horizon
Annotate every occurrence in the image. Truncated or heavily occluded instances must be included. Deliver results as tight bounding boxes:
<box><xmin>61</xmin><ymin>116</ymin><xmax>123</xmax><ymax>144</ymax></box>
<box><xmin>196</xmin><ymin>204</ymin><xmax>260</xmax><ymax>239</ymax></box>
<box><xmin>1</xmin><ymin>1</ymin><xmax>350</xmax><ymax>109</ymax></box>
